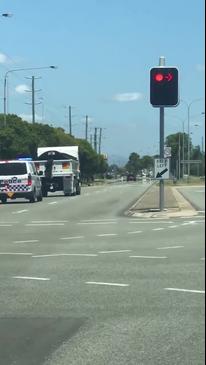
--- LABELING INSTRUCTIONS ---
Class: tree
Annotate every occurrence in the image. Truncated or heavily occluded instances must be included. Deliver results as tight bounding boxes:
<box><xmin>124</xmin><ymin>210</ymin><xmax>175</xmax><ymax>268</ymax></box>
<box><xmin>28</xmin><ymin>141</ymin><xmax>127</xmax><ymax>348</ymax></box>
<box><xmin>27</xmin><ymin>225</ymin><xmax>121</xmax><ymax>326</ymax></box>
<box><xmin>125</xmin><ymin>152</ymin><xmax>142</xmax><ymax>175</ymax></box>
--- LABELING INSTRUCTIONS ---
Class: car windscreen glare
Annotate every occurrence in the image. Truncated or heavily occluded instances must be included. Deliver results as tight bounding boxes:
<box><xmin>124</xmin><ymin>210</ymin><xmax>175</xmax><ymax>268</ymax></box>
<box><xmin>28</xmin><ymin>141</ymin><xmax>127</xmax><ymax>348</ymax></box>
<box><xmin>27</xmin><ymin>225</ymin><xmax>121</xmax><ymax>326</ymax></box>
<box><xmin>0</xmin><ymin>163</ymin><xmax>27</xmax><ymax>176</ymax></box>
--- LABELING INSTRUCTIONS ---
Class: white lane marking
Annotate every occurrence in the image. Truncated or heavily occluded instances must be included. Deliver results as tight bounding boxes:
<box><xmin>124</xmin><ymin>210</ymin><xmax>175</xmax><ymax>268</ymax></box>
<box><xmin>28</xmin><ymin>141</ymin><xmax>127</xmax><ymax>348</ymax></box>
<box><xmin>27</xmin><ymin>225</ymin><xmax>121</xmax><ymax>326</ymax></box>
<box><xmin>12</xmin><ymin>210</ymin><xmax>28</xmax><ymax>214</ymax></box>
<box><xmin>13</xmin><ymin>240</ymin><xmax>39</xmax><ymax>244</ymax></box>
<box><xmin>0</xmin><ymin>252</ymin><xmax>32</xmax><ymax>255</ymax></box>
<box><xmin>26</xmin><ymin>223</ymin><xmax>65</xmax><ymax>226</ymax></box>
<box><xmin>60</xmin><ymin>236</ymin><xmax>84</xmax><ymax>240</ymax></box>
<box><xmin>201</xmin><ymin>258</ymin><xmax>205</xmax><ymax>260</ymax></box>
<box><xmin>80</xmin><ymin>219</ymin><xmax>117</xmax><ymax>222</ymax></box>
<box><xmin>129</xmin><ymin>221</ymin><xmax>173</xmax><ymax>224</ymax></box>
<box><xmin>168</xmin><ymin>225</ymin><xmax>178</xmax><ymax>228</ymax></box>
<box><xmin>13</xmin><ymin>276</ymin><xmax>50</xmax><ymax>281</ymax></box>
<box><xmin>157</xmin><ymin>245</ymin><xmax>184</xmax><ymax>250</ymax></box>
<box><xmin>99</xmin><ymin>250</ymin><xmax>131</xmax><ymax>254</ymax></box>
<box><xmin>130</xmin><ymin>255</ymin><xmax>167</xmax><ymax>259</ymax></box>
<box><xmin>86</xmin><ymin>281</ymin><xmax>129</xmax><ymax>287</ymax></box>
<box><xmin>152</xmin><ymin>228</ymin><xmax>165</xmax><ymax>231</ymax></box>
<box><xmin>165</xmin><ymin>288</ymin><xmax>205</xmax><ymax>294</ymax></box>
<box><xmin>97</xmin><ymin>233</ymin><xmax>118</xmax><ymax>237</ymax></box>
<box><xmin>128</xmin><ymin>231</ymin><xmax>143</xmax><ymax>234</ymax></box>
<box><xmin>48</xmin><ymin>201</ymin><xmax>58</xmax><ymax>205</ymax></box>
<box><xmin>31</xmin><ymin>220</ymin><xmax>68</xmax><ymax>223</ymax></box>
<box><xmin>181</xmin><ymin>221</ymin><xmax>197</xmax><ymax>226</ymax></box>
<box><xmin>32</xmin><ymin>253</ymin><xmax>97</xmax><ymax>258</ymax></box>
<box><xmin>197</xmin><ymin>211</ymin><xmax>205</xmax><ymax>214</ymax></box>
<box><xmin>77</xmin><ymin>222</ymin><xmax>117</xmax><ymax>225</ymax></box>
<box><xmin>0</xmin><ymin>224</ymin><xmax>13</xmax><ymax>227</ymax></box>
<box><xmin>195</xmin><ymin>190</ymin><xmax>205</xmax><ymax>193</ymax></box>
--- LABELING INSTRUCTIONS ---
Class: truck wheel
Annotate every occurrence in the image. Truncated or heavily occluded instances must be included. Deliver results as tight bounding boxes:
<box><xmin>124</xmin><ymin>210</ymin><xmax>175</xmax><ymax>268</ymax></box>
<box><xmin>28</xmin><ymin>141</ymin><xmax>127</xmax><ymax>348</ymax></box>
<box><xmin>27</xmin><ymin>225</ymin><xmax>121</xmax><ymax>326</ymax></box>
<box><xmin>1</xmin><ymin>196</ymin><xmax>7</xmax><ymax>204</ymax></box>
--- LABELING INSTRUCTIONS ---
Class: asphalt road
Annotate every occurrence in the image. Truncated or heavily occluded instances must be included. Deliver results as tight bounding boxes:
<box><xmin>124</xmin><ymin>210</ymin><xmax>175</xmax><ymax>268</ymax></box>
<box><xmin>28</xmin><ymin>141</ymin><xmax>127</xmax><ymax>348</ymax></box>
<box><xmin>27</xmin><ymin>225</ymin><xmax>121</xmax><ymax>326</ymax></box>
<box><xmin>0</xmin><ymin>182</ymin><xmax>205</xmax><ymax>365</ymax></box>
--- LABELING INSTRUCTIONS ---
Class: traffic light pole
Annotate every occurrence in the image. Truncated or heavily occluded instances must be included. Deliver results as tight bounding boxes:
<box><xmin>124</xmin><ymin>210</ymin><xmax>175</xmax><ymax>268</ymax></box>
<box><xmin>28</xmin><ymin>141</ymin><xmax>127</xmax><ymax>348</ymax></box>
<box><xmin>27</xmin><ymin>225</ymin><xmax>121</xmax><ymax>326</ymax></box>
<box><xmin>159</xmin><ymin>107</ymin><xmax>165</xmax><ymax>211</ymax></box>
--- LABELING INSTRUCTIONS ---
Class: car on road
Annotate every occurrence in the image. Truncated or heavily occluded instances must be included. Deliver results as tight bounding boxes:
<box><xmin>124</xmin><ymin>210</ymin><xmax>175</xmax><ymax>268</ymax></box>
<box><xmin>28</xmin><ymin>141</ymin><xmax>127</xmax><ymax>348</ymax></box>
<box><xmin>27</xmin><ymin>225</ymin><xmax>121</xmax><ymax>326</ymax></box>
<box><xmin>0</xmin><ymin>159</ymin><xmax>43</xmax><ymax>204</ymax></box>
<box><xmin>126</xmin><ymin>174</ymin><xmax>137</xmax><ymax>181</ymax></box>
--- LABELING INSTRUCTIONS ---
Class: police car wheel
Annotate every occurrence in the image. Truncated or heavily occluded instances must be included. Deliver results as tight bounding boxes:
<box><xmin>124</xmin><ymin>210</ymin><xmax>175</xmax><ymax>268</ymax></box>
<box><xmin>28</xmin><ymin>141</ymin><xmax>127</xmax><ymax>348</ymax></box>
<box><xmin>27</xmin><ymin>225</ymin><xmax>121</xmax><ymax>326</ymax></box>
<box><xmin>1</xmin><ymin>196</ymin><xmax>7</xmax><ymax>204</ymax></box>
<box><xmin>29</xmin><ymin>190</ymin><xmax>36</xmax><ymax>203</ymax></box>
<box><xmin>37</xmin><ymin>191</ymin><xmax>43</xmax><ymax>202</ymax></box>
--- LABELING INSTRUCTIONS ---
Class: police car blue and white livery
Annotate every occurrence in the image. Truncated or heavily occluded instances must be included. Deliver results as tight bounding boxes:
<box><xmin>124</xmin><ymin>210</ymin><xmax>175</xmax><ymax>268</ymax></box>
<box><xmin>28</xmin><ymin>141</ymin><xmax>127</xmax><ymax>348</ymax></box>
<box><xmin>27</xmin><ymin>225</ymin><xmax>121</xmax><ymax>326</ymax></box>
<box><xmin>0</xmin><ymin>159</ymin><xmax>43</xmax><ymax>204</ymax></box>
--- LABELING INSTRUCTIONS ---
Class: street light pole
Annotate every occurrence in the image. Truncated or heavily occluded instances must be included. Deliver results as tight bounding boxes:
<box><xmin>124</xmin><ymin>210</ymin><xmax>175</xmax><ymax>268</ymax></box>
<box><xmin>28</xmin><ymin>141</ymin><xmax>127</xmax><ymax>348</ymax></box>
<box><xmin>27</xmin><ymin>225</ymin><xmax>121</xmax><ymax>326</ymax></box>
<box><xmin>3</xmin><ymin>65</ymin><xmax>57</xmax><ymax>127</ymax></box>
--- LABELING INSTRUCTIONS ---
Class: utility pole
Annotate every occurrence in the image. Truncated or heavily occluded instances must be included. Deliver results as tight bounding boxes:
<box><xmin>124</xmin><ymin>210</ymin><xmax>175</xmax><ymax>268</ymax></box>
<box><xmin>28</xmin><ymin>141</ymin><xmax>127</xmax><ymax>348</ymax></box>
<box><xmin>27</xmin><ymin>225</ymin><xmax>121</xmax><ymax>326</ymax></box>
<box><xmin>98</xmin><ymin>127</ymin><xmax>102</xmax><ymax>154</ymax></box>
<box><xmin>25</xmin><ymin>76</ymin><xmax>41</xmax><ymax>124</ymax></box>
<box><xmin>94</xmin><ymin>127</ymin><xmax>97</xmax><ymax>152</ymax></box>
<box><xmin>69</xmin><ymin>105</ymin><xmax>72</xmax><ymax>134</ymax></box>
<box><xmin>85</xmin><ymin>115</ymin><xmax>88</xmax><ymax>141</ymax></box>
<box><xmin>90</xmin><ymin>134</ymin><xmax>93</xmax><ymax>146</ymax></box>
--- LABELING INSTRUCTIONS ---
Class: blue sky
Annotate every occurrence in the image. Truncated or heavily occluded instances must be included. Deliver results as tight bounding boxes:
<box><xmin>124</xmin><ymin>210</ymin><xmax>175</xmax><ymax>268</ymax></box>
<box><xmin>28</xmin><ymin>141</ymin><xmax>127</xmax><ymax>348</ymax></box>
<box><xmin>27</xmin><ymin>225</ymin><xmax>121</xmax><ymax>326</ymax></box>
<box><xmin>0</xmin><ymin>0</ymin><xmax>205</xmax><ymax>163</ymax></box>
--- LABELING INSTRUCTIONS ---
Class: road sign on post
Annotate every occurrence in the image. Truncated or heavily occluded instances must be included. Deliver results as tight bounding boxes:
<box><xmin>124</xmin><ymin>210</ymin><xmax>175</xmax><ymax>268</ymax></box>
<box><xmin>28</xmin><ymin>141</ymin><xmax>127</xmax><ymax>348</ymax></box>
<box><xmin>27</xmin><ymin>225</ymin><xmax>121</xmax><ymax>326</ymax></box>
<box><xmin>150</xmin><ymin>67</ymin><xmax>179</xmax><ymax>107</ymax></box>
<box><xmin>155</xmin><ymin>158</ymin><xmax>170</xmax><ymax>179</ymax></box>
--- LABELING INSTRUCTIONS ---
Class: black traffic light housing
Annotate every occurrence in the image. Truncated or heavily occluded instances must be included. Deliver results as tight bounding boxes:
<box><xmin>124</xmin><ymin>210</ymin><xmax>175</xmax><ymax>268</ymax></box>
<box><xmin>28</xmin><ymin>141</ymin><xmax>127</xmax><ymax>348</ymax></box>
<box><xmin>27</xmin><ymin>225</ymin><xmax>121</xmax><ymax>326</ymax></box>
<box><xmin>150</xmin><ymin>67</ymin><xmax>179</xmax><ymax>107</ymax></box>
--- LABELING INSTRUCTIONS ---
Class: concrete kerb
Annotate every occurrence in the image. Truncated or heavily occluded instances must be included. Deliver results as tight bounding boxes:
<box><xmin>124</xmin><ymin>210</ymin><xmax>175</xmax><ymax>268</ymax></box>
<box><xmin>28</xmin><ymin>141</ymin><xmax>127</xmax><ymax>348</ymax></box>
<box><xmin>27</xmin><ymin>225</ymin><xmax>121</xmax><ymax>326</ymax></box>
<box><xmin>125</xmin><ymin>183</ymin><xmax>198</xmax><ymax>218</ymax></box>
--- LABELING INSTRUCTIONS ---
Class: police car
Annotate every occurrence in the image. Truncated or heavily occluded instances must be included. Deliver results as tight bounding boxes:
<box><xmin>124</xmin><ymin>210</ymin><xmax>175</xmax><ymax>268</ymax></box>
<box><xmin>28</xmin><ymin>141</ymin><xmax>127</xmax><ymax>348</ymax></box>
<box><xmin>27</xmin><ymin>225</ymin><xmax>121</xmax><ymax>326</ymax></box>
<box><xmin>0</xmin><ymin>159</ymin><xmax>43</xmax><ymax>204</ymax></box>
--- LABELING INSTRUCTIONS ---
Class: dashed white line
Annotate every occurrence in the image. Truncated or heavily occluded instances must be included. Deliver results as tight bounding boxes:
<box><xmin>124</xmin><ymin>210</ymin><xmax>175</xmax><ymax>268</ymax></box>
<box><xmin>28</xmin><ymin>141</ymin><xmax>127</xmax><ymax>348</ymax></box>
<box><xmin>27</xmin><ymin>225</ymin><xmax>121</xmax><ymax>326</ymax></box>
<box><xmin>60</xmin><ymin>236</ymin><xmax>84</xmax><ymax>240</ymax></box>
<box><xmin>13</xmin><ymin>276</ymin><xmax>50</xmax><ymax>281</ymax></box>
<box><xmin>99</xmin><ymin>250</ymin><xmax>131</xmax><ymax>254</ymax></box>
<box><xmin>152</xmin><ymin>228</ymin><xmax>165</xmax><ymax>231</ymax></box>
<box><xmin>128</xmin><ymin>231</ymin><xmax>143</xmax><ymax>234</ymax></box>
<box><xmin>13</xmin><ymin>240</ymin><xmax>39</xmax><ymax>244</ymax></box>
<box><xmin>31</xmin><ymin>220</ymin><xmax>68</xmax><ymax>223</ymax></box>
<box><xmin>32</xmin><ymin>253</ymin><xmax>97</xmax><ymax>258</ymax></box>
<box><xmin>0</xmin><ymin>224</ymin><xmax>13</xmax><ymax>227</ymax></box>
<box><xmin>168</xmin><ymin>225</ymin><xmax>178</xmax><ymax>228</ymax></box>
<box><xmin>78</xmin><ymin>222</ymin><xmax>117</xmax><ymax>225</ymax></box>
<box><xmin>0</xmin><ymin>252</ymin><xmax>32</xmax><ymax>255</ymax></box>
<box><xmin>86</xmin><ymin>281</ymin><xmax>129</xmax><ymax>287</ymax></box>
<box><xmin>130</xmin><ymin>255</ymin><xmax>167</xmax><ymax>259</ymax></box>
<box><xmin>157</xmin><ymin>245</ymin><xmax>184</xmax><ymax>250</ymax></box>
<box><xmin>12</xmin><ymin>210</ymin><xmax>28</xmax><ymax>214</ymax></box>
<box><xmin>129</xmin><ymin>221</ymin><xmax>173</xmax><ymax>224</ymax></box>
<box><xmin>26</xmin><ymin>223</ymin><xmax>65</xmax><ymax>226</ymax></box>
<box><xmin>97</xmin><ymin>233</ymin><xmax>118</xmax><ymax>237</ymax></box>
<box><xmin>165</xmin><ymin>288</ymin><xmax>205</xmax><ymax>294</ymax></box>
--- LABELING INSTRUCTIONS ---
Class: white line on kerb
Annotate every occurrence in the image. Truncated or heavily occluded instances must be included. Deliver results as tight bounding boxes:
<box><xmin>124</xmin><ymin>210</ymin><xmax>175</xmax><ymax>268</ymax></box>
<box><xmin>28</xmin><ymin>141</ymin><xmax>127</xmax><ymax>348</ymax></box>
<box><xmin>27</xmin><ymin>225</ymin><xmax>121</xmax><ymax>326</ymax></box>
<box><xmin>13</xmin><ymin>240</ymin><xmax>39</xmax><ymax>244</ymax></box>
<box><xmin>0</xmin><ymin>252</ymin><xmax>32</xmax><ymax>255</ymax></box>
<box><xmin>165</xmin><ymin>288</ymin><xmax>205</xmax><ymax>294</ymax></box>
<box><xmin>130</xmin><ymin>255</ymin><xmax>167</xmax><ymax>259</ymax></box>
<box><xmin>60</xmin><ymin>236</ymin><xmax>84</xmax><ymax>240</ymax></box>
<box><xmin>32</xmin><ymin>253</ymin><xmax>97</xmax><ymax>258</ymax></box>
<box><xmin>99</xmin><ymin>250</ymin><xmax>131</xmax><ymax>254</ymax></box>
<box><xmin>86</xmin><ymin>281</ymin><xmax>129</xmax><ymax>287</ymax></box>
<box><xmin>128</xmin><ymin>231</ymin><xmax>142</xmax><ymax>234</ymax></box>
<box><xmin>13</xmin><ymin>276</ymin><xmax>50</xmax><ymax>281</ymax></box>
<box><xmin>157</xmin><ymin>246</ymin><xmax>184</xmax><ymax>250</ymax></box>
<box><xmin>97</xmin><ymin>233</ymin><xmax>118</xmax><ymax>237</ymax></box>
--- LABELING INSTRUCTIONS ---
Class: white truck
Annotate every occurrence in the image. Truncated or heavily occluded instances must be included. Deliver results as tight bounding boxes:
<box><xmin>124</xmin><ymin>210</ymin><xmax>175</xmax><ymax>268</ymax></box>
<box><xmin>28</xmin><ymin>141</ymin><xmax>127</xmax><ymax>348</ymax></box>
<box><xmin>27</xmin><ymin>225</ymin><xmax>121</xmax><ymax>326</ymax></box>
<box><xmin>34</xmin><ymin>146</ymin><xmax>81</xmax><ymax>197</ymax></box>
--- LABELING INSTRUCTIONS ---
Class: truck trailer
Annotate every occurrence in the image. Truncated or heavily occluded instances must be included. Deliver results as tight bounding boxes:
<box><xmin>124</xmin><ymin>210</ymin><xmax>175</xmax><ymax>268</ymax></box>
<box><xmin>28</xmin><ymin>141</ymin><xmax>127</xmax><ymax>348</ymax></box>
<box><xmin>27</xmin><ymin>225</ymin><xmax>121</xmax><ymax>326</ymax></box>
<box><xmin>34</xmin><ymin>146</ymin><xmax>81</xmax><ymax>197</ymax></box>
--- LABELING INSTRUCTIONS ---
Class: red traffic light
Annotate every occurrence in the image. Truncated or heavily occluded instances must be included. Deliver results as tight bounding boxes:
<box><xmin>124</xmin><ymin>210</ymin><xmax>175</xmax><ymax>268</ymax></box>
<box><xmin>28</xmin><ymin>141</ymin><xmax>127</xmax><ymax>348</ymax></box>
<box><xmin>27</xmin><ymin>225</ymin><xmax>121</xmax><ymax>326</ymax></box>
<box><xmin>154</xmin><ymin>73</ymin><xmax>164</xmax><ymax>82</ymax></box>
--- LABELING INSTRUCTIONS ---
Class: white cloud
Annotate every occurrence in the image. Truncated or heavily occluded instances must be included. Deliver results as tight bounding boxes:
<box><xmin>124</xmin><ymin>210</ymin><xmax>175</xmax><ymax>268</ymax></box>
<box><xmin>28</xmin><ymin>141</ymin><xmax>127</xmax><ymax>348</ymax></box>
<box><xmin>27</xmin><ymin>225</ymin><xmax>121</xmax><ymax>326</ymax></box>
<box><xmin>112</xmin><ymin>92</ymin><xmax>143</xmax><ymax>102</ymax></box>
<box><xmin>15</xmin><ymin>84</ymin><xmax>30</xmax><ymax>94</ymax></box>
<box><xmin>196</xmin><ymin>64</ymin><xmax>205</xmax><ymax>72</ymax></box>
<box><xmin>0</xmin><ymin>53</ymin><xmax>8</xmax><ymax>64</ymax></box>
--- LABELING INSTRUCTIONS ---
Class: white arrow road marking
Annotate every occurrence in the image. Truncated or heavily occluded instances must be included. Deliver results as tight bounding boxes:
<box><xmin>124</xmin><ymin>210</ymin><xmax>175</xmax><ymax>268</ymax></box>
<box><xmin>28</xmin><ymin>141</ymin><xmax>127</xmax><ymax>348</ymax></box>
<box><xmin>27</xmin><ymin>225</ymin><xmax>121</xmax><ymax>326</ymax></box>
<box><xmin>165</xmin><ymin>288</ymin><xmax>205</xmax><ymax>294</ymax></box>
<box><xmin>13</xmin><ymin>276</ymin><xmax>50</xmax><ymax>281</ymax></box>
<box><xmin>86</xmin><ymin>282</ymin><xmax>129</xmax><ymax>287</ymax></box>
<box><xmin>130</xmin><ymin>255</ymin><xmax>167</xmax><ymax>259</ymax></box>
<box><xmin>32</xmin><ymin>253</ymin><xmax>97</xmax><ymax>258</ymax></box>
<box><xmin>157</xmin><ymin>246</ymin><xmax>184</xmax><ymax>250</ymax></box>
